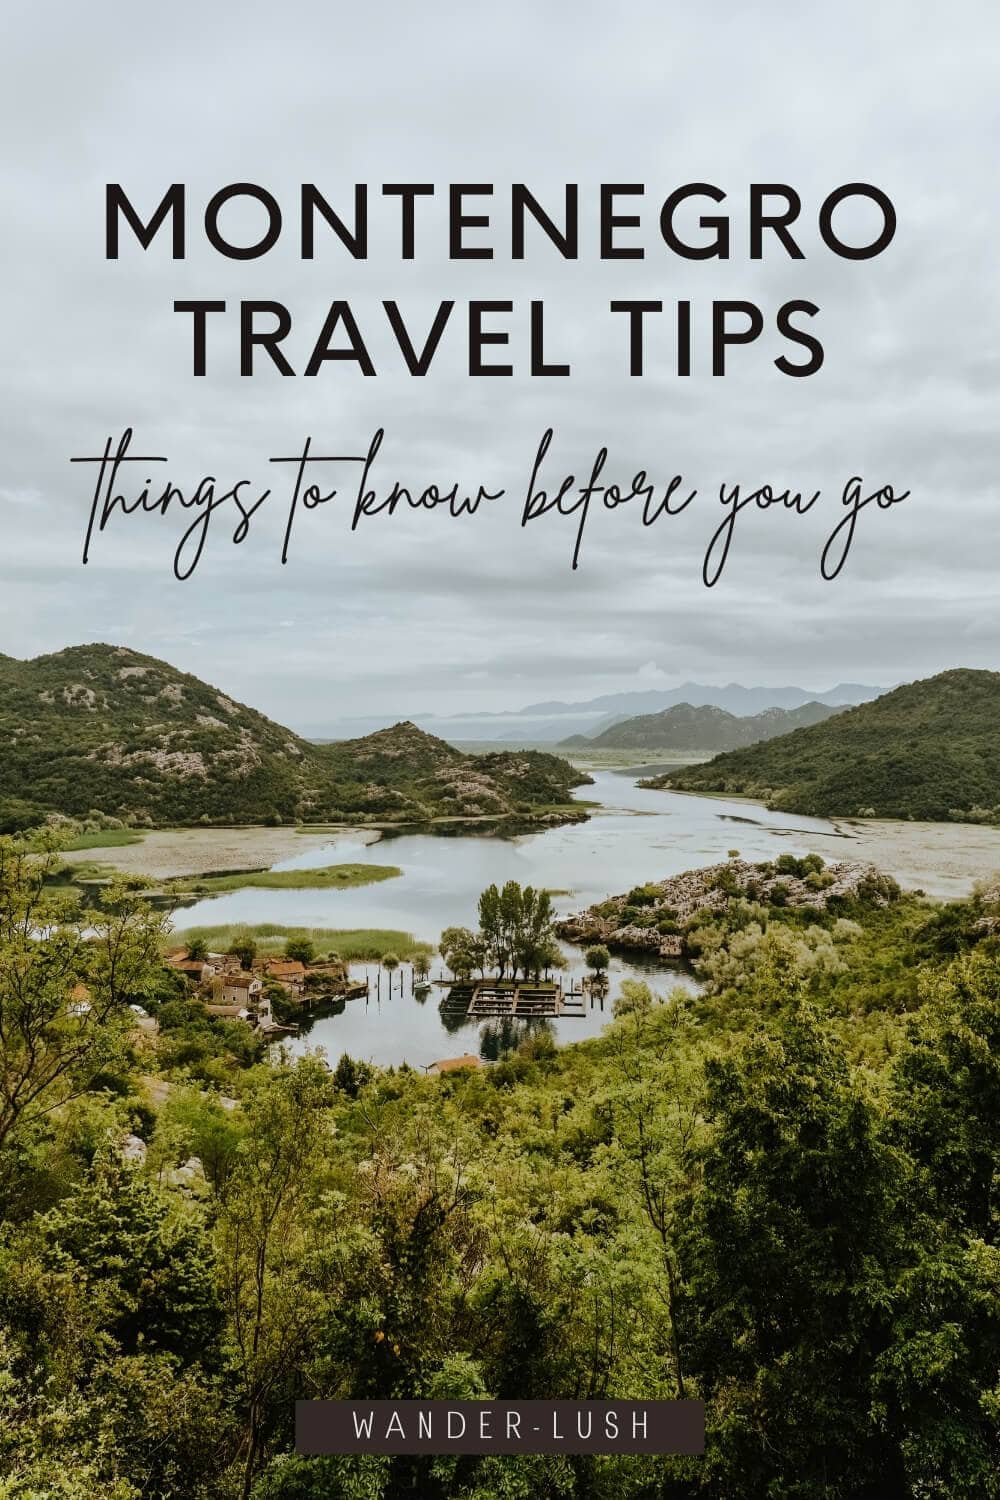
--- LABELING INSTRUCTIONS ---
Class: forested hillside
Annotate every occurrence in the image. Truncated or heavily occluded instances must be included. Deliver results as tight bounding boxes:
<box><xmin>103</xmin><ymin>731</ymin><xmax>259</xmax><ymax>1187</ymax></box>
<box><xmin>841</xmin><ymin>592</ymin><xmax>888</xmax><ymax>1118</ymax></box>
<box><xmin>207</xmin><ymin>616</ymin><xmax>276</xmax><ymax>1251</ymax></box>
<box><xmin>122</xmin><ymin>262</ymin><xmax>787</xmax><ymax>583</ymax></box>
<box><xmin>650</xmin><ymin>670</ymin><xmax>1000</xmax><ymax>822</ymax></box>
<box><xmin>0</xmin><ymin>645</ymin><xmax>587</xmax><ymax>829</ymax></box>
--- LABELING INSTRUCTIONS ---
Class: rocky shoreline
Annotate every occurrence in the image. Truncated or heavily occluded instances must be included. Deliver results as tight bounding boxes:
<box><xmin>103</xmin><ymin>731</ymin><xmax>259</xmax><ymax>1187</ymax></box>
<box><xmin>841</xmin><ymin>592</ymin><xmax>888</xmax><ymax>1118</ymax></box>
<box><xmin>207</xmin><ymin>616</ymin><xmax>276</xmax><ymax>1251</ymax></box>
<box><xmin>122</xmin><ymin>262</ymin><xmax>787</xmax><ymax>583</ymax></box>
<box><xmin>557</xmin><ymin>855</ymin><xmax>900</xmax><ymax>960</ymax></box>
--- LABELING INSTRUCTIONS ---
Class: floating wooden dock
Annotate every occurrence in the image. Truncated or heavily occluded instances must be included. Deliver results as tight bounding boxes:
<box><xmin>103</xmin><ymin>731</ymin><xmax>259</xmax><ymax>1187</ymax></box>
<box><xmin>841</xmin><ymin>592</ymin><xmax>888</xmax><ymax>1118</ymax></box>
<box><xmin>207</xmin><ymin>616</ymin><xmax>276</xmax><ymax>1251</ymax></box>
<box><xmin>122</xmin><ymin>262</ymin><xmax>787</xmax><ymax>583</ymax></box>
<box><xmin>441</xmin><ymin>980</ymin><xmax>586</xmax><ymax>1021</ymax></box>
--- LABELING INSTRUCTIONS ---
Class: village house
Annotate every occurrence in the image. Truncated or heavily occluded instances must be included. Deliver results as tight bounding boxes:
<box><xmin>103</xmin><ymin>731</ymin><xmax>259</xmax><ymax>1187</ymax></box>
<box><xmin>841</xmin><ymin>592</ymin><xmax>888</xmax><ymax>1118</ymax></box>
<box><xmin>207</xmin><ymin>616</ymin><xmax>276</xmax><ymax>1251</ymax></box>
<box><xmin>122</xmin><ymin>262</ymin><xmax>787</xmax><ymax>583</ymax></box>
<box><xmin>204</xmin><ymin>1002</ymin><xmax>251</xmax><ymax>1021</ymax></box>
<box><xmin>221</xmin><ymin>971</ymin><xmax>264</xmax><ymax>1007</ymax></box>
<box><xmin>161</xmin><ymin>944</ymin><xmax>364</xmax><ymax>1034</ymax></box>
<box><xmin>207</xmin><ymin>951</ymin><xmax>245</xmax><ymax>978</ymax></box>
<box><xmin>206</xmin><ymin>972</ymin><xmax>274</xmax><ymax>1032</ymax></box>
<box><xmin>67</xmin><ymin>982</ymin><xmax>92</xmax><ymax>1017</ymax></box>
<box><xmin>164</xmin><ymin>948</ymin><xmax>217</xmax><ymax>985</ymax></box>
<box><xmin>263</xmin><ymin>958</ymin><xmax>307</xmax><ymax>997</ymax></box>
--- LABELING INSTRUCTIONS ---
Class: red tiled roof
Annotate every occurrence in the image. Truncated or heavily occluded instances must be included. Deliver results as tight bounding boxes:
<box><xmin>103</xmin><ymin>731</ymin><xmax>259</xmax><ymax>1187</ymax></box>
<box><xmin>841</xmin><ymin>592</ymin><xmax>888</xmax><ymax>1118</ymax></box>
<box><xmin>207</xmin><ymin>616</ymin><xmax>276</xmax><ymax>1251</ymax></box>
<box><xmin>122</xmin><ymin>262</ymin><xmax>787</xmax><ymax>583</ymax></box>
<box><xmin>265</xmin><ymin>961</ymin><xmax>306</xmax><ymax>979</ymax></box>
<box><xmin>428</xmin><ymin>1054</ymin><xmax>482</xmax><ymax>1073</ymax></box>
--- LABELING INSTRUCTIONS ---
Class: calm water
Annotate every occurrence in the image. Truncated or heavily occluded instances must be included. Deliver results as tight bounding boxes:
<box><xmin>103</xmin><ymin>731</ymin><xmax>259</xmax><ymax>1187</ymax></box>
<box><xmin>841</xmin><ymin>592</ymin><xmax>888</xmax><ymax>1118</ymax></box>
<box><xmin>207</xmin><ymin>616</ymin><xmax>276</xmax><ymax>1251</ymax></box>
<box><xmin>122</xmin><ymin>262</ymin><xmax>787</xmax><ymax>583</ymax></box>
<box><xmin>178</xmin><ymin>772</ymin><xmax>844</xmax><ymax>1069</ymax></box>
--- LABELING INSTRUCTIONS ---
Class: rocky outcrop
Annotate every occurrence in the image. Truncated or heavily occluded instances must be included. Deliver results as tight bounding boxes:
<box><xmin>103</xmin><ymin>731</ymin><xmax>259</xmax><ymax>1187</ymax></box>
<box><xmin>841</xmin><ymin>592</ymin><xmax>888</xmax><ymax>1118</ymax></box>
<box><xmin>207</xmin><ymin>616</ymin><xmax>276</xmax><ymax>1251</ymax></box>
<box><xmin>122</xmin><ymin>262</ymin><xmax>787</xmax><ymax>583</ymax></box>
<box><xmin>558</xmin><ymin>856</ymin><xmax>899</xmax><ymax>958</ymax></box>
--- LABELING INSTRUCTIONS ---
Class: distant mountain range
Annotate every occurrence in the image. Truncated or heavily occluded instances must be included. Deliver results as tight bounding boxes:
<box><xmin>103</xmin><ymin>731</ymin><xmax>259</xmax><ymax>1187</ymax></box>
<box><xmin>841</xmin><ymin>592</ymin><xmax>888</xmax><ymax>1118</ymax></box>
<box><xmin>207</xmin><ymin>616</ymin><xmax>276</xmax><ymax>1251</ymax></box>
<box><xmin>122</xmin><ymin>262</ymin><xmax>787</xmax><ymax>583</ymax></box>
<box><xmin>648</xmin><ymin>670</ymin><xmax>1000</xmax><ymax>823</ymax></box>
<box><xmin>305</xmin><ymin>681</ymin><xmax>884</xmax><ymax>745</ymax></box>
<box><xmin>0</xmin><ymin>645</ymin><xmax>587</xmax><ymax>832</ymax></box>
<box><xmin>521</xmin><ymin>682</ymin><xmax>879</xmax><ymax>717</ymax></box>
<box><xmin>560</xmin><ymin>700</ymin><xmax>844</xmax><ymax>752</ymax></box>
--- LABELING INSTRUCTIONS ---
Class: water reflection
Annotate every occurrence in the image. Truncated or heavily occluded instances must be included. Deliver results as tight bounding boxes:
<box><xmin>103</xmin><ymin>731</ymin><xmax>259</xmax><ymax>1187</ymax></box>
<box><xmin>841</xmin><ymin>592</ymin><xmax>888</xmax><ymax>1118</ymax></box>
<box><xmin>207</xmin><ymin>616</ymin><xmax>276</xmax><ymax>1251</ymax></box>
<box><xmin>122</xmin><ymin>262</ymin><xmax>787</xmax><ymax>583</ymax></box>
<box><xmin>478</xmin><ymin>1016</ymin><xmax>556</xmax><ymax>1061</ymax></box>
<box><xmin>174</xmin><ymin>771</ymin><xmax>843</xmax><ymax>1070</ymax></box>
<box><xmin>289</xmin><ymin>945</ymin><xmax>675</xmax><ymax>1067</ymax></box>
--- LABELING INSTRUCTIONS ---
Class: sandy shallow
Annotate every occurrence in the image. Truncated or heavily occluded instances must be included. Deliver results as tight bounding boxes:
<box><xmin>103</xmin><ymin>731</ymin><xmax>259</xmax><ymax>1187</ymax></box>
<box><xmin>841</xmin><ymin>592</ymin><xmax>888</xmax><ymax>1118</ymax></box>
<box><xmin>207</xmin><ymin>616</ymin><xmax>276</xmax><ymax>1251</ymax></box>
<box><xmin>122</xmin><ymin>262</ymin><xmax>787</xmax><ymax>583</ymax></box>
<box><xmin>63</xmin><ymin>825</ymin><xmax>376</xmax><ymax>880</ymax></box>
<box><xmin>771</xmin><ymin>816</ymin><xmax>1000</xmax><ymax>900</ymax></box>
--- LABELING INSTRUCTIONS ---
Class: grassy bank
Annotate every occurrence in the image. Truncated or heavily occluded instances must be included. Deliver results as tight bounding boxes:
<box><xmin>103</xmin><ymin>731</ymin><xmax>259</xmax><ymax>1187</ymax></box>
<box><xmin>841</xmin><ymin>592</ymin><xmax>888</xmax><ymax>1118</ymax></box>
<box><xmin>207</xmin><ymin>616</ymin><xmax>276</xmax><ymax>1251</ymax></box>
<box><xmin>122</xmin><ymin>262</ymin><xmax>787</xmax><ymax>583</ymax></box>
<box><xmin>169</xmin><ymin>921</ymin><xmax>434</xmax><ymax>963</ymax></box>
<box><xmin>169</xmin><ymin>862</ymin><xmax>401</xmax><ymax>898</ymax></box>
<box><xmin>62</xmin><ymin>828</ymin><xmax>146</xmax><ymax>851</ymax></box>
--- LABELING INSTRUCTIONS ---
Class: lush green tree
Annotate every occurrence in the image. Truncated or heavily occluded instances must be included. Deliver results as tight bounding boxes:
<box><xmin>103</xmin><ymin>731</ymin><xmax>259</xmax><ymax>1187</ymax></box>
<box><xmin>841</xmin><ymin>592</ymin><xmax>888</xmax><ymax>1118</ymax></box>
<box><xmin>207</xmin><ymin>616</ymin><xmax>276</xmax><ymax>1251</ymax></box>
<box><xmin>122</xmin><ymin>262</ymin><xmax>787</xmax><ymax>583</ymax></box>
<box><xmin>891</xmin><ymin>948</ymin><xmax>1000</xmax><ymax>1242</ymax></box>
<box><xmin>439</xmin><ymin>925</ymin><xmax>486</xmax><ymax>979</ymax></box>
<box><xmin>152</xmin><ymin>1086</ymin><xmax>244</xmax><ymax>1196</ymax></box>
<box><xmin>474</xmin><ymin>881</ymin><xmax>556</xmax><ymax>979</ymax></box>
<box><xmin>154</xmin><ymin>998</ymin><xmax>266</xmax><ymax>1081</ymax></box>
<box><xmin>513</xmin><ymin>887</ymin><xmax>557</xmax><ymax>979</ymax></box>
<box><xmin>477</xmin><ymin>883</ymin><xmax>505</xmax><ymax>974</ymax></box>
<box><xmin>535</xmin><ymin>938</ymin><xmax>567</xmax><ymax>979</ymax></box>
<box><xmin>0</xmin><ymin>1298</ymin><xmax>229</xmax><ymax>1498</ymax></box>
<box><xmin>284</xmin><ymin>936</ymin><xmax>315</xmax><ymax>964</ymax></box>
<box><xmin>0</xmin><ymin>842</ymin><xmax>167</xmax><ymax>1184</ymax></box>
<box><xmin>36</xmin><ymin>1151</ymin><xmax>221</xmax><ymax>1363</ymax></box>
<box><xmin>584</xmin><ymin>944</ymin><xmax>611</xmax><ymax>976</ymax></box>
<box><xmin>215</xmin><ymin>1055</ymin><xmax>337</xmax><ymax>1498</ymax></box>
<box><xmin>677</xmin><ymin>1003</ymin><xmax>1000</xmax><ymax>1496</ymax></box>
<box><xmin>331</xmin><ymin>1053</ymin><xmax>373</xmax><ymax>1097</ymax></box>
<box><xmin>316</xmin><ymin>1119</ymin><xmax>482</xmax><ymax>1403</ymax></box>
<box><xmin>604</xmin><ymin>983</ymin><xmax>702</xmax><ymax>1399</ymax></box>
<box><xmin>234</xmin><ymin>933</ymin><xmax>258</xmax><ymax>970</ymax></box>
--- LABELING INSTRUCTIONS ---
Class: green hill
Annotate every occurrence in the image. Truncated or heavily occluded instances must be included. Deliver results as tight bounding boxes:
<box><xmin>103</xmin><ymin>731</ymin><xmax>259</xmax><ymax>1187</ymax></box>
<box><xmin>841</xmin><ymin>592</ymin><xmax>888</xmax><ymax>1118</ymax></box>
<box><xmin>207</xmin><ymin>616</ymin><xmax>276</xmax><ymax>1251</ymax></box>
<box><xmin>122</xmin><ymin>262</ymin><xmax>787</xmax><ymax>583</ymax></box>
<box><xmin>0</xmin><ymin>645</ymin><xmax>587</xmax><ymax>830</ymax></box>
<box><xmin>647</xmin><ymin>670</ymin><xmax>1000</xmax><ymax>823</ymax></box>
<box><xmin>561</xmin><ymin>700</ymin><xmax>841</xmax><ymax>752</ymax></box>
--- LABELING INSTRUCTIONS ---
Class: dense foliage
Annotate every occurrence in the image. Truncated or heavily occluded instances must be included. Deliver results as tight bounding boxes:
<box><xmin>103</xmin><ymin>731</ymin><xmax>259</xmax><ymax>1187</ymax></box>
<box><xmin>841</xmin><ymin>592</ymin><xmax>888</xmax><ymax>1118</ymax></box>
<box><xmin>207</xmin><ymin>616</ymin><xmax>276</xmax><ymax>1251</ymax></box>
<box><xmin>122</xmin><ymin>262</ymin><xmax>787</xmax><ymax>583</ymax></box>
<box><xmin>0</xmin><ymin>645</ymin><xmax>588</xmax><ymax>830</ymax></box>
<box><xmin>654</xmin><ymin>669</ymin><xmax>1000</xmax><ymax>822</ymax></box>
<box><xmin>1</xmin><ymin>838</ymin><xmax>999</xmax><ymax>1496</ymax></box>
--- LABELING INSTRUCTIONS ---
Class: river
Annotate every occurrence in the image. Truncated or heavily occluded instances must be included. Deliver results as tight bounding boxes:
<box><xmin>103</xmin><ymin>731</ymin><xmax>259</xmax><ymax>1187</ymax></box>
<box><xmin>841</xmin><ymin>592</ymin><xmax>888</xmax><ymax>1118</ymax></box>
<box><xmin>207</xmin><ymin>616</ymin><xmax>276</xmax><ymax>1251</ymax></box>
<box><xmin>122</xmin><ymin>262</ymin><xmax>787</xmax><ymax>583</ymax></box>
<box><xmin>174</xmin><ymin>769</ymin><xmax>903</xmax><ymax>1069</ymax></box>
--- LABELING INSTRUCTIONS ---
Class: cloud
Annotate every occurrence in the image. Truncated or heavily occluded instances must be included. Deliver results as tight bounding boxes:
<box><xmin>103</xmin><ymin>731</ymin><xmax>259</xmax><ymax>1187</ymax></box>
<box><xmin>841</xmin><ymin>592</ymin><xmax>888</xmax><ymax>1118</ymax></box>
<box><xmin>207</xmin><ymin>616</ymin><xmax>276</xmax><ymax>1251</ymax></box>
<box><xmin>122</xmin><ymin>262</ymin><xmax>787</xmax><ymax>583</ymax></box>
<box><xmin>0</xmin><ymin>0</ymin><xmax>997</xmax><ymax>729</ymax></box>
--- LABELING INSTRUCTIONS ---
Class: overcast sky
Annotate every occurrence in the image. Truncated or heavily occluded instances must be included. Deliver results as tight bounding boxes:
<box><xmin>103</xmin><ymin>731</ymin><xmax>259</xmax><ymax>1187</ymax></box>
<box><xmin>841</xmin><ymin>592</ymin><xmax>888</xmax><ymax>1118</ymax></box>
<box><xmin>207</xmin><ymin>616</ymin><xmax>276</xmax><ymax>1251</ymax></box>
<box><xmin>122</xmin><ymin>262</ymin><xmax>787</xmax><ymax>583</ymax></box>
<box><xmin>1</xmin><ymin>1</ymin><xmax>998</xmax><ymax>730</ymax></box>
